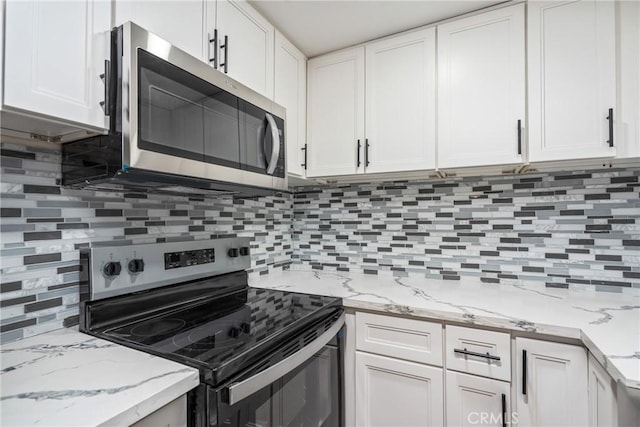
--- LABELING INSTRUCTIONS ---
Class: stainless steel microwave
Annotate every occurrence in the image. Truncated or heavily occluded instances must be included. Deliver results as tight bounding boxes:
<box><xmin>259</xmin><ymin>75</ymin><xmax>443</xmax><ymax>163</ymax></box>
<box><xmin>62</xmin><ymin>22</ymin><xmax>287</xmax><ymax>196</ymax></box>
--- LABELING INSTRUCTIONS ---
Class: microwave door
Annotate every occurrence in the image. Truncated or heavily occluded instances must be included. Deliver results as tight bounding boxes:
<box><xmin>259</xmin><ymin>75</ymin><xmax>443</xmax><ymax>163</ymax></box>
<box><xmin>240</xmin><ymin>101</ymin><xmax>268</xmax><ymax>175</ymax></box>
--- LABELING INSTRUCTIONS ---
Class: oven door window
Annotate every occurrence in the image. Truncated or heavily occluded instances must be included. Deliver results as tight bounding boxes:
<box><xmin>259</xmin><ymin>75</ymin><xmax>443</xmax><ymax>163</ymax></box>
<box><xmin>137</xmin><ymin>49</ymin><xmax>241</xmax><ymax>169</ymax></box>
<box><xmin>216</xmin><ymin>345</ymin><xmax>340</xmax><ymax>427</ymax></box>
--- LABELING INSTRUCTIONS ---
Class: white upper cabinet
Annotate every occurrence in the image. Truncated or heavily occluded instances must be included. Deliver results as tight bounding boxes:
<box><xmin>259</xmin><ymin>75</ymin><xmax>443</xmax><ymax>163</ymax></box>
<box><xmin>527</xmin><ymin>0</ymin><xmax>616</xmax><ymax>162</ymax></box>
<box><xmin>515</xmin><ymin>337</ymin><xmax>588</xmax><ymax>427</ymax></box>
<box><xmin>3</xmin><ymin>0</ymin><xmax>111</xmax><ymax>131</ymax></box>
<box><xmin>306</xmin><ymin>47</ymin><xmax>365</xmax><ymax>177</ymax></box>
<box><xmin>437</xmin><ymin>4</ymin><xmax>525</xmax><ymax>169</ymax></box>
<box><xmin>114</xmin><ymin>0</ymin><xmax>204</xmax><ymax>60</ymax></box>
<box><xmin>274</xmin><ymin>31</ymin><xmax>307</xmax><ymax>177</ymax></box>
<box><xmin>210</xmin><ymin>0</ymin><xmax>275</xmax><ymax>98</ymax></box>
<box><xmin>365</xmin><ymin>28</ymin><xmax>436</xmax><ymax>174</ymax></box>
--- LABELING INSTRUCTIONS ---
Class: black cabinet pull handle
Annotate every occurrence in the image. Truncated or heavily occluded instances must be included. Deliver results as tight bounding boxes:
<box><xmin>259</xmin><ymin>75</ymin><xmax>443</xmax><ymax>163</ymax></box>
<box><xmin>453</xmin><ymin>348</ymin><xmax>501</xmax><ymax>361</ymax></box>
<box><xmin>522</xmin><ymin>349</ymin><xmax>527</xmax><ymax>395</ymax></box>
<box><xmin>357</xmin><ymin>139</ymin><xmax>361</xmax><ymax>167</ymax></box>
<box><xmin>99</xmin><ymin>59</ymin><xmax>110</xmax><ymax>116</ymax></box>
<box><xmin>365</xmin><ymin>139</ymin><xmax>370</xmax><ymax>167</ymax></box>
<box><xmin>607</xmin><ymin>108</ymin><xmax>614</xmax><ymax>147</ymax></box>
<box><xmin>517</xmin><ymin>119</ymin><xmax>522</xmax><ymax>155</ymax></box>
<box><xmin>208</xmin><ymin>30</ymin><xmax>218</xmax><ymax>68</ymax></box>
<box><xmin>301</xmin><ymin>144</ymin><xmax>307</xmax><ymax>170</ymax></box>
<box><xmin>501</xmin><ymin>393</ymin><xmax>507</xmax><ymax>427</ymax></box>
<box><xmin>220</xmin><ymin>35</ymin><xmax>228</xmax><ymax>73</ymax></box>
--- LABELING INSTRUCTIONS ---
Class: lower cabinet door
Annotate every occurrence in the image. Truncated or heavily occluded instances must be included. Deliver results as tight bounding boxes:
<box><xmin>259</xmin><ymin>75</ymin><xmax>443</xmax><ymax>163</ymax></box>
<box><xmin>446</xmin><ymin>371</ymin><xmax>511</xmax><ymax>427</ymax></box>
<box><xmin>515</xmin><ymin>337</ymin><xmax>588</xmax><ymax>427</ymax></box>
<box><xmin>355</xmin><ymin>351</ymin><xmax>444</xmax><ymax>427</ymax></box>
<box><xmin>588</xmin><ymin>354</ymin><xmax>617</xmax><ymax>427</ymax></box>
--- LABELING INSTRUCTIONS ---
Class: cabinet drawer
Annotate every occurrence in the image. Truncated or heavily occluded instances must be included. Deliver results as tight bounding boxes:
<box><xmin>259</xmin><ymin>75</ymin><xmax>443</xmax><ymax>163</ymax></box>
<box><xmin>355</xmin><ymin>312</ymin><xmax>443</xmax><ymax>366</ymax></box>
<box><xmin>445</xmin><ymin>325</ymin><xmax>510</xmax><ymax>381</ymax></box>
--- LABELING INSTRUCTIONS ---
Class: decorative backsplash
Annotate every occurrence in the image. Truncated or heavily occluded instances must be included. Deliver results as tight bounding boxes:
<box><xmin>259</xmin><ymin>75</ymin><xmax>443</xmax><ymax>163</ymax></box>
<box><xmin>292</xmin><ymin>168</ymin><xmax>640</xmax><ymax>290</ymax></box>
<box><xmin>0</xmin><ymin>142</ymin><xmax>293</xmax><ymax>344</ymax></box>
<box><xmin>2</xmin><ymin>139</ymin><xmax>639</xmax><ymax>344</ymax></box>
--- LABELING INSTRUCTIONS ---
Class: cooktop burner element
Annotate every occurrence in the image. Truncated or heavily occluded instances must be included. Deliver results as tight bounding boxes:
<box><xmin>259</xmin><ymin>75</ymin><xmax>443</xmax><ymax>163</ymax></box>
<box><xmin>130</xmin><ymin>318</ymin><xmax>186</xmax><ymax>337</ymax></box>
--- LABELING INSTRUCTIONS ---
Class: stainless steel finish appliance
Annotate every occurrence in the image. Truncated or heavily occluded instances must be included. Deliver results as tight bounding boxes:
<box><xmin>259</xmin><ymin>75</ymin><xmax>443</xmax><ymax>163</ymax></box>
<box><xmin>62</xmin><ymin>22</ymin><xmax>287</xmax><ymax>197</ymax></box>
<box><xmin>79</xmin><ymin>237</ymin><xmax>344</xmax><ymax>427</ymax></box>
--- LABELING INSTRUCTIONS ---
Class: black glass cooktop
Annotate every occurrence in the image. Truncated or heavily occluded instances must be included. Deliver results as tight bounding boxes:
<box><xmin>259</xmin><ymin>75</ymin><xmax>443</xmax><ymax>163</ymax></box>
<box><xmin>94</xmin><ymin>281</ymin><xmax>341</xmax><ymax>385</ymax></box>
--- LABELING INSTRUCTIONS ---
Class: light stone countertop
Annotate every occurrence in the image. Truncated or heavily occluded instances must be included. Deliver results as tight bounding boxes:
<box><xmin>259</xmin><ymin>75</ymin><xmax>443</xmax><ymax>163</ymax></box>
<box><xmin>0</xmin><ymin>327</ymin><xmax>200</xmax><ymax>427</ymax></box>
<box><xmin>250</xmin><ymin>268</ymin><xmax>640</xmax><ymax>390</ymax></box>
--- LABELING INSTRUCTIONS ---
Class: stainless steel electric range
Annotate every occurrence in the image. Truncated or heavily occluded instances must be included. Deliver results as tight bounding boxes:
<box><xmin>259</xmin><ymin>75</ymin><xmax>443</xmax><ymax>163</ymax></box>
<box><xmin>78</xmin><ymin>237</ymin><xmax>344</xmax><ymax>427</ymax></box>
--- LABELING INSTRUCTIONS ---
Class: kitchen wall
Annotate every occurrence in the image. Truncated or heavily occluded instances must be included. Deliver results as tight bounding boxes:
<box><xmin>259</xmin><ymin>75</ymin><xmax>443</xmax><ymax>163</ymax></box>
<box><xmin>0</xmin><ymin>142</ymin><xmax>293</xmax><ymax>344</ymax></box>
<box><xmin>292</xmin><ymin>168</ymin><xmax>640</xmax><ymax>289</ymax></box>
<box><xmin>2</xmin><ymin>140</ymin><xmax>639</xmax><ymax>344</ymax></box>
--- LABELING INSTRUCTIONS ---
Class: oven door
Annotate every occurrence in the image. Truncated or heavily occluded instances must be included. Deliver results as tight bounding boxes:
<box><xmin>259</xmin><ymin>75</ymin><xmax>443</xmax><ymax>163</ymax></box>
<box><xmin>207</xmin><ymin>315</ymin><xmax>344</xmax><ymax>427</ymax></box>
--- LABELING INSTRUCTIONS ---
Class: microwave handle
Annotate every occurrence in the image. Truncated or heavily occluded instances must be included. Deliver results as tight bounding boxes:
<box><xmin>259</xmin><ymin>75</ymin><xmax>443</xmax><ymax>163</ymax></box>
<box><xmin>264</xmin><ymin>113</ymin><xmax>281</xmax><ymax>175</ymax></box>
<box><xmin>225</xmin><ymin>312</ymin><xmax>345</xmax><ymax>405</ymax></box>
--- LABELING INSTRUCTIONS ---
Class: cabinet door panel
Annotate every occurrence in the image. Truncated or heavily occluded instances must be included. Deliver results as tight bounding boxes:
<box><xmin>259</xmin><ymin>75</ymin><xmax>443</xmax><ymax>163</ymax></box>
<box><xmin>446</xmin><ymin>371</ymin><xmax>511</xmax><ymax>427</ymax></box>
<box><xmin>275</xmin><ymin>31</ymin><xmax>307</xmax><ymax>177</ymax></box>
<box><xmin>215</xmin><ymin>0</ymin><xmax>274</xmax><ymax>98</ymax></box>
<box><xmin>437</xmin><ymin>4</ymin><xmax>525</xmax><ymax>168</ymax></box>
<box><xmin>588</xmin><ymin>354</ymin><xmax>617</xmax><ymax>427</ymax></box>
<box><xmin>115</xmin><ymin>0</ymin><xmax>204</xmax><ymax>60</ymax></box>
<box><xmin>355</xmin><ymin>352</ymin><xmax>443</xmax><ymax>427</ymax></box>
<box><xmin>4</xmin><ymin>0</ymin><xmax>110</xmax><ymax>130</ymax></box>
<box><xmin>528</xmin><ymin>0</ymin><xmax>616</xmax><ymax>161</ymax></box>
<box><xmin>307</xmin><ymin>47</ymin><xmax>365</xmax><ymax>177</ymax></box>
<box><xmin>365</xmin><ymin>28</ymin><xmax>436</xmax><ymax>173</ymax></box>
<box><xmin>515</xmin><ymin>337</ymin><xmax>588</xmax><ymax>427</ymax></box>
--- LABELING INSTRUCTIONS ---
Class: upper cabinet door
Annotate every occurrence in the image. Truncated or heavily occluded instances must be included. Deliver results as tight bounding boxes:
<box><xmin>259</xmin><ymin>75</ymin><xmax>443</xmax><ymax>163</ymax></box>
<box><xmin>515</xmin><ymin>337</ymin><xmax>588</xmax><ymax>427</ymax></box>
<box><xmin>437</xmin><ymin>4</ymin><xmax>525</xmax><ymax>169</ymax></box>
<box><xmin>274</xmin><ymin>31</ymin><xmax>307</xmax><ymax>177</ymax></box>
<box><xmin>214</xmin><ymin>0</ymin><xmax>274</xmax><ymax>98</ymax></box>
<box><xmin>365</xmin><ymin>28</ymin><xmax>436</xmax><ymax>174</ymax></box>
<box><xmin>3</xmin><ymin>0</ymin><xmax>111</xmax><ymax>131</ymax></box>
<box><xmin>528</xmin><ymin>0</ymin><xmax>616</xmax><ymax>162</ymax></box>
<box><xmin>114</xmin><ymin>0</ymin><xmax>204</xmax><ymax>60</ymax></box>
<box><xmin>306</xmin><ymin>47</ymin><xmax>365</xmax><ymax>177</ymax></box>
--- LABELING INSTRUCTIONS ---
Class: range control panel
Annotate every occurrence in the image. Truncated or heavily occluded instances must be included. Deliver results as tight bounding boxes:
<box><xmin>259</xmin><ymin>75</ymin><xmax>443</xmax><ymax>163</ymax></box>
<box><xmin>84</xmin><ymin>237</ymin><xmax>251</xmax><ymax>301</ymax></box>
<box><xmin>164</xmin><ymin>248</ymin><xmax>215</xmax><ymax>270</ymax></box>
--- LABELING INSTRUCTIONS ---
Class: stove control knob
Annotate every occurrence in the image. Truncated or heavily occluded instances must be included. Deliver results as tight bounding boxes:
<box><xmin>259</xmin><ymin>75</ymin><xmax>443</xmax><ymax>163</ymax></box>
<box><xmin>239</xmin><ymin>247</ymin><xmax>250</xmax><ymax>257</ymax></box>
<box><xmin>103</xmin><ymin>262</ymin><xmax>122</xmax><ymax>278</ymax></box>
<box><xmin>127</xmin><ymin>259</ymin><xmax>145</xmax><ymax>274</ymax></box>
<box><xmin>228</xmin><ymin>327</ymin><xmax>241</xmax><ymax>338</ymax></box>
<box><xmin>228</xmin><ymin>248</ymin><xmax>239</xmax><ymax>258</ymax></box>
<box><xmin>240</xmin><ymin>322</ymin><xmax>250</xmax><ymax>334</ymax></box>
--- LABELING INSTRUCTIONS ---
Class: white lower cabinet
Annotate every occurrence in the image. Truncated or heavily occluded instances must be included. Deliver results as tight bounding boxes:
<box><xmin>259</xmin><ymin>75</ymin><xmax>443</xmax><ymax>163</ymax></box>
<box><xmin>132</xmin><ymin>394</ymin><xmax>187</xmax><ymax>427</ymax></box>
<box><xmin>355</xmin><ymin>351</ymin><xmax>444</xmax><ymax>427</ymax></box>
<box><xmin>588</xmin><ymin>354</ymin><xmax>618</xmax><ymax>427</ymax></box>
<box><xmin>446</xmin><ymin>371</ymin><xmax>511</xmax><ymax>427</ymax></box>
<box><xmin>515</xmin><ymin>337</ymin><xmax>588</xmax><ymax>427</ymax></box>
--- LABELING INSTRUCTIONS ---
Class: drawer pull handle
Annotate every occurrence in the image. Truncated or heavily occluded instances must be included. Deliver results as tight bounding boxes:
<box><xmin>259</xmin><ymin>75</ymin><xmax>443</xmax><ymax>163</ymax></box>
<box><xmin>453</xmin><ymin>347</ymin><xmax>501</xmax><ymax>361</ymax></box>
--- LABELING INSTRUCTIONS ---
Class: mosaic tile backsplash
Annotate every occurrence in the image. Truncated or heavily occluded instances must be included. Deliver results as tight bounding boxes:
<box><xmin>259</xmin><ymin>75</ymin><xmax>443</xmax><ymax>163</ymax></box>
<box><xmin>0</xmin><ymin>142</ymin><xmax>293</xmax><ymax>344</ymax></box>
<box><xmin>292</xmin><ymin>169</ymin><xmax>640</xmax><ymax>289</ymax></box>
<box><xmin>1</xmin><ymin>139</ymin><xmax>639</xmax><ymax>344</ymax></box>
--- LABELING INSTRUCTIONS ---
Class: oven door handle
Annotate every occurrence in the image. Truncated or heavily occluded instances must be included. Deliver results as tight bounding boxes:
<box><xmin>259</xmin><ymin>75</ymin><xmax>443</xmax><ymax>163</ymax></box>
<box><xmin>225</xmin><ymin>312</ymin><xmax>345</xmax><ymax>405</ymax></box>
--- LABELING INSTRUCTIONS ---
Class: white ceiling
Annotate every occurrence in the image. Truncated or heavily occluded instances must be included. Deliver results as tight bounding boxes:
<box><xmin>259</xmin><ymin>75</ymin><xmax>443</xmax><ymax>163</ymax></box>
<box><xmin>248</xmin><ymin>0</ymin><xmax>506</xmax><ymax>57</ymax></box>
